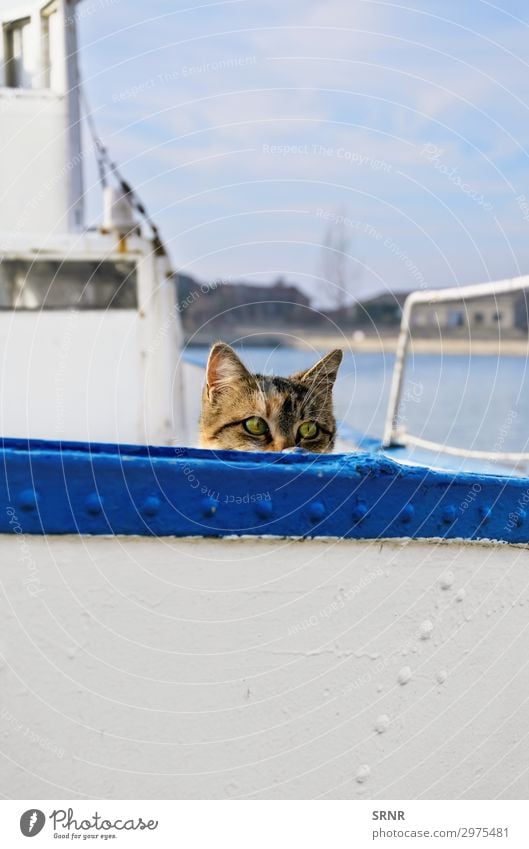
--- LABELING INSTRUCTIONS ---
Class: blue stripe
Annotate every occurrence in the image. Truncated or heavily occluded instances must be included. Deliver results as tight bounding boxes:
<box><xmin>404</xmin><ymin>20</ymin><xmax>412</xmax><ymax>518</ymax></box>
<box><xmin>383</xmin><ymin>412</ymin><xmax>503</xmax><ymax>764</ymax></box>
<box><xmin>0</xmin><ymin>437</ymin><xmax>527</xmax><ymax>542</ymax></box>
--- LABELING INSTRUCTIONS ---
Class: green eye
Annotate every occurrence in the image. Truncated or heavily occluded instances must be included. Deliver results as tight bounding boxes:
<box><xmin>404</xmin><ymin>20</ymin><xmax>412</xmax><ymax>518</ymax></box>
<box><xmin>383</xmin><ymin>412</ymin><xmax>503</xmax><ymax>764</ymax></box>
<box><xmin>298</xmin><ymin>421</ymin><xmax>319</xmax><ymax>439</ymax></box>
<box><xmin>244</xmin><ymin>416</ymin><xmax>268</xmax><ymax>436</ymax></box>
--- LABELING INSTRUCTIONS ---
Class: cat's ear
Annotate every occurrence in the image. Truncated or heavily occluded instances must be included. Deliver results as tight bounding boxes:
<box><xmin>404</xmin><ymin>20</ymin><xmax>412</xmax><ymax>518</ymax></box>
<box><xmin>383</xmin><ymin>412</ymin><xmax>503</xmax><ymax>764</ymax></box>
<box><xmin>205</xmin><ymin>342</ymin><xmax>252</xmax><ymax>400</ymax></box>
<box><xmin>291</xmin><ymin>349</ymin><xmax>343</xmax><ymax>394</ymax></box>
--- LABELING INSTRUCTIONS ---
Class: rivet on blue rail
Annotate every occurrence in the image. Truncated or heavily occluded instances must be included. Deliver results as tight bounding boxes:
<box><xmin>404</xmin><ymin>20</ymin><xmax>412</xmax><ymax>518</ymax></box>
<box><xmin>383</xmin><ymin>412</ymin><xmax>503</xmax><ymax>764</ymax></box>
<box><xmin>515</xmin><ymin>509</ymin><xmax>527</xmax><ymax>527</ymax></box>
<box><xmin>352</xmin><ymin>501</ymin><xmax>368</xmax><ymax>522</ymax></box>
<box><xmin>142</xmin><ymin>496</ymin><xmax>161</xmax><ymax>517</ymax></box>
<box><xmin>256</xmin><ymin>500</ymin><xmax>273</xmax><ymax>520</ymax></box>
<box><xmin>85</xmin><ymin>493</ymin><xmax>103</xmax><ymax>516</ymax></box>
<box><xmin>479</xmin><ymin>505</ymin><xmax>492</xmax><ymax>523</ymax></box>
<box><xmin>442</xmin><ymin>505</ymin><xmax>456</xmax><ymax>524</ymax></box>
<box><xmin>18</xmin><ymin>489</ymin><xmax>39</xmax><ymax>512</ymax></box>
<box><xmin>308</xmin><ymin>501</ymin><xmax>326</xmax><ymax>523</ymax></box>
<box><xmin>400</xmin><ymin>503</ymin><xmax>415</xmax><ymax>523</ymax></box>
<box><xmin>202</xmin><ymin>497</ymin><xmax>218</xmax><ymax>518</ymax></box>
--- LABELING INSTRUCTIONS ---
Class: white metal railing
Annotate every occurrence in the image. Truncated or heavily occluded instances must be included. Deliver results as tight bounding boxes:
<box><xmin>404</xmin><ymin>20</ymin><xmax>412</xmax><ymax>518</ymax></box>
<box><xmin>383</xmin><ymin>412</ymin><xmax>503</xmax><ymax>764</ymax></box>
<box><xmin>382</xmin><ymin>275</ymin><xmax>529</xmax><ymax>462</ymax></box>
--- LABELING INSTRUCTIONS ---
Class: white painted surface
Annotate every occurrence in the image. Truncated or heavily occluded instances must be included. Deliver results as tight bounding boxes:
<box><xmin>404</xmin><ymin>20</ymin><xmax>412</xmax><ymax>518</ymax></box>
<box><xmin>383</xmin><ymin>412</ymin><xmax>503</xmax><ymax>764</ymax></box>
<box><xmin>0</xmin><ymin>533</ymin><xmax>527</xmax><ymax>799</ymax></box>
<box><xmin>0</xmin><ymin>1</ymin><xmax>187</xmax><ymax>446</ymax></box>
<box><xmin>0</xmin><ymin>92</ymin><xmax>70</xmax><ymax>235</ymax></box>
<box><xmin>181</xmin><ymin>360</ymin><xmax>204</xmax><ymax>445</ymax></box>
<box><xmin>0</xmin><ymin>309</ymin><xmax>143</xmax><ymax>443</ymax></box>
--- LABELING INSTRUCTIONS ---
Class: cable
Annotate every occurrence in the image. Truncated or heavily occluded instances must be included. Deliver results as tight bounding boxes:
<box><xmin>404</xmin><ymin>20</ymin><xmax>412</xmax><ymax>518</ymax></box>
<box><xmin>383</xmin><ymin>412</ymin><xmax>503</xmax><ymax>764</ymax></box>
<box><xmin>80</xmin><ymin>88</ymin><xmax>108</xmax><ymax>190</ymax></box>
<box><xmin>79</xmin><ymin>83</ymin><xmax>166</xmax><ymax>254</ymax></box>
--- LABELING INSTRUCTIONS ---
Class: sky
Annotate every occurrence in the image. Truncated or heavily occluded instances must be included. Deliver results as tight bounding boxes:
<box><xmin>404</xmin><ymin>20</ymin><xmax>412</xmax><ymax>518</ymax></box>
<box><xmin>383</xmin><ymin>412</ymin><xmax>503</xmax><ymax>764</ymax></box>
<box><xmin>78</xmin><ymin>0</ymin><xmax>529</xmax><ymax>304</ymax></box>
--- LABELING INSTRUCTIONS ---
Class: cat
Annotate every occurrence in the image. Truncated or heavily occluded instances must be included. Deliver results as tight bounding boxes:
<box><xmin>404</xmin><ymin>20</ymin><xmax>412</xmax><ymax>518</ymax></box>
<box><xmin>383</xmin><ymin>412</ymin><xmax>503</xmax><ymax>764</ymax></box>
<box><xmin>199</xmin><ymin>342</ymin><xmax>343</xmax><ymax>452</ymax></box>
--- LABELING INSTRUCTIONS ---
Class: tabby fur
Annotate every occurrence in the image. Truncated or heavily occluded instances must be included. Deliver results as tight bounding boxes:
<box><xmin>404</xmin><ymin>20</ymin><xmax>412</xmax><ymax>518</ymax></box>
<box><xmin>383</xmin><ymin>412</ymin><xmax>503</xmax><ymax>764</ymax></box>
<box><xmin>199</xmin><ymin>342</ymin><xmax>343</xmax><ymax>452</ymax></box>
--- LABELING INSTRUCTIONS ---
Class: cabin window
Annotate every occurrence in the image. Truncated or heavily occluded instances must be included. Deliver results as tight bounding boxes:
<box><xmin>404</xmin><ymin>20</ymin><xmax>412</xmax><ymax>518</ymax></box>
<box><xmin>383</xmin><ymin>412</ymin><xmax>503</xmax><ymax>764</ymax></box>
<box><xmin>0</xmin><ymin>260</ymin><xmax>138</xmax><ymax>310</ymax></box>
<box><xmin>41</xmin><ymin>1</ymin><xmax>60</xmax><ymax>90</ymax></box>
<box><xmin>4</xmin><ymin>18</ymin><xmax>32</xmax><ymax>89</ymax></box>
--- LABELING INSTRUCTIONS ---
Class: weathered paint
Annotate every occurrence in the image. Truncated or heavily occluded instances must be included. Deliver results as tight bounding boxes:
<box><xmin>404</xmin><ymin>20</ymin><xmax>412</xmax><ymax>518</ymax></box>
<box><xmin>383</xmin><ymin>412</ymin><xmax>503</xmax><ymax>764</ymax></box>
<box><xmin>0</xmin><ymin>534</ymin><xmax>527</xmax><ymax>799</ymax></box>
<box><xmin>1</xmin><ymin>437</ymin><xmax>528</xmax><ymax>543</ymax></box>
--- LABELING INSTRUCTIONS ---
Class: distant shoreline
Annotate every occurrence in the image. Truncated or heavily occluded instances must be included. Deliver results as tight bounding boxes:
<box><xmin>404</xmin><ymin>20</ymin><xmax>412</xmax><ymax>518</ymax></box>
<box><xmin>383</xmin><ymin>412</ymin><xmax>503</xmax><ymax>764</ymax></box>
<box><xmin>292</xmin><ymin>335</ymin><xmax>529</xmax><ymax>357</ymax></box>
<box><xmin>185</xmin><ymin>332</ymin><xmax>529</xmax><ymax>357</ymax></box>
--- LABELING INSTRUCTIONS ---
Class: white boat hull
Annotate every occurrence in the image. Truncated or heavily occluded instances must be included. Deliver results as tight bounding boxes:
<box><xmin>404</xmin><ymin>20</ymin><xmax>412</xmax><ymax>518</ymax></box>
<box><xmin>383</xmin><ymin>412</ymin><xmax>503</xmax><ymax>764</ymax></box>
<box><xmin>1</xmin><ymin>533</ymin><xmax>527</xmax><ymax>799</ymax></box>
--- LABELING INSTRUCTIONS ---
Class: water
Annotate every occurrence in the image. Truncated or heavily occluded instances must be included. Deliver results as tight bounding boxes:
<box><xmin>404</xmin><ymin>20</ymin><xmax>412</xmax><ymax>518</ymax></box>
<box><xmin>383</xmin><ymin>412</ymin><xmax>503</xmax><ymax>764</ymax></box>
<box><xmin>190</xmin><ymin>345</ymin><xmax>529</xmax><ymax>457</ymax></box>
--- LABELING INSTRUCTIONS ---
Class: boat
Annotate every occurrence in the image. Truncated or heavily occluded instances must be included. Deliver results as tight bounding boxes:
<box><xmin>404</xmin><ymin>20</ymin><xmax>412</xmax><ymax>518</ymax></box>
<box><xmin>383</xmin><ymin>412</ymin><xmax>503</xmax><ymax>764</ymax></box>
<box><xmin>1</xmin><ymin>0</ymin><xmax>528</xmax><ymax>801</ymax></box>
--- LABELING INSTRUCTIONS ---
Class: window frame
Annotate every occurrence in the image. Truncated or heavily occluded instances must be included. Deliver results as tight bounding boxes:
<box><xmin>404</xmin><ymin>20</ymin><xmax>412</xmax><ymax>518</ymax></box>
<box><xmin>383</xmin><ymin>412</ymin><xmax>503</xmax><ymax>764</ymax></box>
<box><xmin>0</xmin><ymin>257</ymin><xmax>139</xmax><ymax>311</ymax></box>
<box><xmin>3</xmin><ymin>16</ymin><xmax>32</xmax><ymax>89</ymax></box>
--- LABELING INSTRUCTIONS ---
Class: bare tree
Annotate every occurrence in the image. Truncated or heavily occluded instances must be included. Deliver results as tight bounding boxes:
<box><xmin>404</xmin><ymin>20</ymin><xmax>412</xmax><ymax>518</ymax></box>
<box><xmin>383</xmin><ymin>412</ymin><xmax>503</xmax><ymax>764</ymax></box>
<box><xmin>319</xmin><ymin>208</ymin><xmax>361</xmax><ymax>311</ymax></box>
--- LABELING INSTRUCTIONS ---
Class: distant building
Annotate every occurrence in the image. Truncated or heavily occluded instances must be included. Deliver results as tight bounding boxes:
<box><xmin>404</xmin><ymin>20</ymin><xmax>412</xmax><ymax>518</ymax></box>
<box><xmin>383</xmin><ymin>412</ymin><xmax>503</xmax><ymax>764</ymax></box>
<box><xmin>174</xmin><ymin>275</ymin><xmax>529</xmax><ymax>340</ymax></box>
<box><xmin>216</xmin><ymin>278</ymin><xmax>312</xmax><ymax>324</ymax></box>
<box><xmin>355</xmin><ymin>289</ymin><xmax>529</xmax><ymax>335</ymax></box>
<box><xmin>355</xmin><ymin>292</ymin><xmax>408</xmax><ymax>326</ymax></box>
<box><xmin>412</xmin><ymin>291</ymin><xmax>529</xmax><ymax>334</ymax></box>
<box><xmin>174</xmin><ymin>274</ymin><xmax>314</xmax><ymax>335</ymax></box>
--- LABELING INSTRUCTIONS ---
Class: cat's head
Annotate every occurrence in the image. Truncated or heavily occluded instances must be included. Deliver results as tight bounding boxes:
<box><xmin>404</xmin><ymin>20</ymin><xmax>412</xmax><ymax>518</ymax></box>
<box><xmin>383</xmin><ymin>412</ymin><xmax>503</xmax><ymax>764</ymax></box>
<box><xmin>199</xmin><ymin>342</ymin><xmax>343</xmax><ymax>452</ymax></box>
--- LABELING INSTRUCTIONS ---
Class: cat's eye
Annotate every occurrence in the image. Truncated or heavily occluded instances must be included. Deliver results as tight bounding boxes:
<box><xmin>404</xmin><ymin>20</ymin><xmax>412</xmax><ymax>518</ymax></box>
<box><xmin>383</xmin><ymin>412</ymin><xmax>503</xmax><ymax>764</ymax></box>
<box><xmin>298</xmin><ymin>421</ymin><xmax>319</xmax><ymax>439</ymax></box>
<box><xmin>244</xmin><ymin>416</ymin><xmax>269</xmax><ymax>436</ymax></box>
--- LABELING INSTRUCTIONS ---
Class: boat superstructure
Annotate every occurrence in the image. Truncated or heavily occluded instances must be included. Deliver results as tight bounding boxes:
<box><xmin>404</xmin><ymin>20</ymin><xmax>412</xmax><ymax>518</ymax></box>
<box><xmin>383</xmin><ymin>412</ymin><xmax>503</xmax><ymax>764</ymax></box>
<box><xmin>0</xmin><ymin>0</ymin><xmax>187</xmax><ymax>447</ymax></box>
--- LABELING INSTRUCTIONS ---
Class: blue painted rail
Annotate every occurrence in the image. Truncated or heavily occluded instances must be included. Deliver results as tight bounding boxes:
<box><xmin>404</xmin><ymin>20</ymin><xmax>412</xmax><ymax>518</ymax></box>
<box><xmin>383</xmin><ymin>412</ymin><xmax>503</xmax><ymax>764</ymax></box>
<box><xmin>0</xmin><ymin>437</ymin><xmax>528</xmax><ymax>542</ymax></box>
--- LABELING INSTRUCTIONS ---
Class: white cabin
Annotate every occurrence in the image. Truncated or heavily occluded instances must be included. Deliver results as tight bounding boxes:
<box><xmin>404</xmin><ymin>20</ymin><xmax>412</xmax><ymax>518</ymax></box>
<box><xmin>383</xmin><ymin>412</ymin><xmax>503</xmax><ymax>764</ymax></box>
<box><xmin>0</xmin><ymin>0</ymin><xmax>188</xmax><ymax>446</ymax></box>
